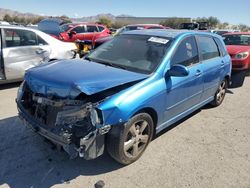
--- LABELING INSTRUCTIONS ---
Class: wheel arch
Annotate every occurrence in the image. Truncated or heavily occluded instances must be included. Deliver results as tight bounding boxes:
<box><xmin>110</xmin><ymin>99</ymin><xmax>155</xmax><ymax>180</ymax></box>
<box><xmin>132</xmin><ymin>107</ymin><xmax>158</xmax><ymax>130</ymax></box>
<box><xmin>225</xmin><ymin>74</ymin><xmax>230</xmax><ymax>84</ymax></box>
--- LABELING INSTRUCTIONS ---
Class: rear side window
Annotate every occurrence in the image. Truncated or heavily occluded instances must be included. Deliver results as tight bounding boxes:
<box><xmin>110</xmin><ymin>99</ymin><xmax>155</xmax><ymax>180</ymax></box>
<box><xmin>197</xmin><ymin>36</ymin><xmax>220</xmax><ymax>60</ymax></box>
<box><xmin>4</xmin><ymin>29</ymin><xmax>38</xmax><ymax>47</ymax></box>
<box><xmin>37</xmin><ymin>36</ymin><xmax>48</xmax><ymax>45</ymax></box>
<box><xmin>171</xmin><ymin>36</ymin><xmax>199</xmax><ymax>67</ymax></box>
<box><xmin>214</xmin><ymin>37</ymin><xmax>227</xmax><ymax>57</ymax></box>
<box><xmin>98</xmin><ymin>26</ymin><xmax>105</xmax><ymax>32</ymax></box>
<box><xmin>72</xmin><ymin>26</ymin><xmax>86</xmax><ymax>33</ymax></box>
<box><xmin>87</xmin><ymin>26</ymin><xmax>99</xmax><ymax>32</ymax></box>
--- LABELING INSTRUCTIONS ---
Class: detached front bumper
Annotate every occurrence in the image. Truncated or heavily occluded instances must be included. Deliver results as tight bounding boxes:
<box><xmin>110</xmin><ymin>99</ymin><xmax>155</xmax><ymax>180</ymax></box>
<box><xmin>17</xmin><ymin>101</ymin><xmax>110</xmax><ymax>160</ymax></box>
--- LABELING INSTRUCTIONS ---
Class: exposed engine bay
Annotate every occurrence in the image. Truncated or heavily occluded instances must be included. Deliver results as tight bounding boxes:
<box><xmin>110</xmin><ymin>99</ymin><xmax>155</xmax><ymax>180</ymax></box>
<box><xmin>16</xmin><ymin>80</ymin><xmax>139</xmax><ymax>159</ymax></box>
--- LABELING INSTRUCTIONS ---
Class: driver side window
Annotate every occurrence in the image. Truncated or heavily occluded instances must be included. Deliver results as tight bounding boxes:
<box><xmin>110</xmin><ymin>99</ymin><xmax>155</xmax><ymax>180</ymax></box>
<box><xmin>171</xmin><ymin>36</ymin><xmax>199</xmax><ymax>67</ymax></box>
<box><xmin>72</xmin><ymin>26</ymin><xmax>86</xmax><ymax>34</ymax></box>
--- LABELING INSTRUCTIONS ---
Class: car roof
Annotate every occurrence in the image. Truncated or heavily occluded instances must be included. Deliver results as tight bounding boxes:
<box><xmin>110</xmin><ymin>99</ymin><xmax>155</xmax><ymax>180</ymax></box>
<box><xmin>122</xmin><ymin>29</ymin><xmax>218</xmax><ymax>39</ymax></box>
<box><xmin>64</xmin><ymin>22</ymin><xmax>105</xmax><ymax>26</ymax></box>
<box><xmin>126</xmin><ymin>24</ymin><xmax>163</xmax><ymax>27</ymax></box>
<box><xmin>0</xmin><ymin>24</ymin><xmax>37</xmax><ymax>31</ymax></box>
<box><xmin>223</xmin><ymin>32</ymin><xmax>250</xmax><ymax>35</ymax></box>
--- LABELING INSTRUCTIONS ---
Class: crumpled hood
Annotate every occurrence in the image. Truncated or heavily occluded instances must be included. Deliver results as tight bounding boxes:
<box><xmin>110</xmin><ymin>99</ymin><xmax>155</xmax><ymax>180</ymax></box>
<box><xmin>25</xmin><ymin>59</ymin><xmax>148</xmax><ymax>98</ymax></box>
<box><xmin>226</xmin><ymin>45</ymin><xmax>250</xmax><ymax>55</ymax></box>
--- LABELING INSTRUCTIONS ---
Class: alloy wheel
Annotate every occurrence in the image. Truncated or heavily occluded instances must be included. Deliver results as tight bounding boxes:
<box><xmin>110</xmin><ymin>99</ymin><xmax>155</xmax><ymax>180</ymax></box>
<box><xmin>124</xmin><ymin>120</ymin><xmax>150</xmax><ymax>158</ymax></box>
<box><xmin>216</xmin><ymin>81</ymin><xmax>226</xmax><ymax>104</ymax></box>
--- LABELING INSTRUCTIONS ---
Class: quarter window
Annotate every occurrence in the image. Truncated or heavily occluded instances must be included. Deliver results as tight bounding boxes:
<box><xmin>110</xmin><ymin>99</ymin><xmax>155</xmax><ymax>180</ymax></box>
<box><xmin>171</xmin><ymin>36</ymin><xmax>199</xmax><ymax>67</ymax></box>
<box><xmin>197</xmin><ymin>36</ymin><xmax>220</xmax><ymax>60</ymax></box>
<box><xmin>37</xmin><ymin>36</ymin><xmax>48</xmax><ymax>45</ymax></box>
<box><xmin>214</xmin><ymin>37</ymin><xmax>227</xmax><ymax>57</ymax></box>
<box><xmin>98</xmin><ymin>26</ymin><xmax>105</xmax><ymax>32</ymax></box>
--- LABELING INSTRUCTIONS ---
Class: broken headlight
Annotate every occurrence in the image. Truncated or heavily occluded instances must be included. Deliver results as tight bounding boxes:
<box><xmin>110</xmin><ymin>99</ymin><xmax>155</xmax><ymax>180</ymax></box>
<box><xmin>90</xmin><ymin>108</ymin><xmax>102</xmax><ymax>126</ymax></box>
<box><xmin>17</xmin><ymin>81</ymin><xmax>25</xmax><ymax>101</ymax></box>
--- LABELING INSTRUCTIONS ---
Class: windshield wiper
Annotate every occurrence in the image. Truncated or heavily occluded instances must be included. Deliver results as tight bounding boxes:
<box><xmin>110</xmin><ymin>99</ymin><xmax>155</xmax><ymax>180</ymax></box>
<box><xmin>85</xmin><ymin>57</ymin><xmax>127</xmax><ymax>70</ymax></box>
<box><xmin>101</xmin><ymin>61</ymin><xmax>127</xmax><ymax>70</ymax></box>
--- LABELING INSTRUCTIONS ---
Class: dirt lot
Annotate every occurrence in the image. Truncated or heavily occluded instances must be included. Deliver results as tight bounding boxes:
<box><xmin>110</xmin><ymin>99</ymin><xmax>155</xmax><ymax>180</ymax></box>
<box><xmin>0</xmin><ymin>77</ymin><xmax>250</xmax><ymax>188</ymax></box>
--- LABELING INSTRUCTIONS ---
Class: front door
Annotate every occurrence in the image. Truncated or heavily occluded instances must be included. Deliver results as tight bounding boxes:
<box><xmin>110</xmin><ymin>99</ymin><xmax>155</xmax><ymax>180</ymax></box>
<box><xmin>164</xmin><ymin>36</ymin><xmax>203</xmax><ymax>122</ymax></box>
<box><xmin>69</xmin><ymin>26</ymin><xmax>86</xmax><ymax>42</ymax></box>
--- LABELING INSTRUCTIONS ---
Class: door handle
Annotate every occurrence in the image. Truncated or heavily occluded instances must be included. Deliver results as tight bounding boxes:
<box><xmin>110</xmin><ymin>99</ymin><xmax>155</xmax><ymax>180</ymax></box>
<box><xmin>221</xmin><ymin>61</ymin><xmax>225</xmax><ymax>67</ymax></box>
<box><xmin>195</xmin><ymin>69</ymin><xmax>202</xmax><ymax>76</ymax></box>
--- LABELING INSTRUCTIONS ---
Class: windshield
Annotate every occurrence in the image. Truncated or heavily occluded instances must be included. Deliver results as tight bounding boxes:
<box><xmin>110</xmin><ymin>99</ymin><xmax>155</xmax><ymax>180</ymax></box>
<box><xmin>223</xmin><ymin>34</ymin><xmax>250</xmax><ymax>46</ymax></box>
<box><xmin>87</xmin><ymin>34</ymin><xmax>172</xmax><ymax>74</ymax></box>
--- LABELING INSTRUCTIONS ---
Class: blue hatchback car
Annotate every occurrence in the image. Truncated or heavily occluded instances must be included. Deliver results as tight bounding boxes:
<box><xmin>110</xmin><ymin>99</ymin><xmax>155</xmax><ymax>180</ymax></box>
<box><xmin>17</xmin><ymin>30</ymin><xmax>231</xmax><ymax>164</ymax></box>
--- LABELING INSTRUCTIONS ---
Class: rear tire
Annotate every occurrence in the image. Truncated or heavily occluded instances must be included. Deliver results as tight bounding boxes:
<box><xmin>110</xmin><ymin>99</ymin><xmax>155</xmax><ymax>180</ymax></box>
<box><xmin>107</xmin><ymin>113</ymin><xmax>154</xmax><ymax>165</ymax></box>
<box><xmin>210</xmin><ymin>79</ymin><xmax>227</xmax><ymax>107</ymax></box>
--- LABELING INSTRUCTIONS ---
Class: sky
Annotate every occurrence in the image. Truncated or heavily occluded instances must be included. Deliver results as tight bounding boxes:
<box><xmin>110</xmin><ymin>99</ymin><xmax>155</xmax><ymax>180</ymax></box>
<box><xmin>0</xmin><ymin>0</ymin><xmax>250</xmax><ymax>25</ymax></box>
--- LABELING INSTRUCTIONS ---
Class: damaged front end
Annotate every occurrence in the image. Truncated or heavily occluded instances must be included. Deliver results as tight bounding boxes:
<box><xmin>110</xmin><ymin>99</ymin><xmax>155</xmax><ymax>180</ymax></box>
<box><xmin>16</xmin><ymin>82</ymin><xmax>111</xmax><ymax>160</ymax></box>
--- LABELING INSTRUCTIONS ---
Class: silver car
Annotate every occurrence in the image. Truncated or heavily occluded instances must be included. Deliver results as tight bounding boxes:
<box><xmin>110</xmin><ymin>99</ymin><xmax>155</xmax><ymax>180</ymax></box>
<box><xmin>0</xmin><ymin>25</ymin><xmax>77</xmax><ymax>84</ymax></box>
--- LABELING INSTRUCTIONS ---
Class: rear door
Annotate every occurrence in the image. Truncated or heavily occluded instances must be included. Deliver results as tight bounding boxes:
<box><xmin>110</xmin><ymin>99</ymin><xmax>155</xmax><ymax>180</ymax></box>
<box><xmin>196</xmin><ymin>35</ymin><xmax>222</xmax><ymax>101</ymax></box>
<box><xmin>2</xmin><ymin>28</ymin><xmax>48</xmax><ymax>80</ymax></box>
<box><xmin>84</xmin><ymin>25</ymin><xmax>99</xmax><ymax>41</ymax></box>
<box><xmin>0</xmin><ymin>28</ymin><xmax>5</xmax><ymax>80</ymax></box>
<box><xmin>165</xmin><ymin>36</ymin><xmax>203</xmax><ymax>121</ymax></box>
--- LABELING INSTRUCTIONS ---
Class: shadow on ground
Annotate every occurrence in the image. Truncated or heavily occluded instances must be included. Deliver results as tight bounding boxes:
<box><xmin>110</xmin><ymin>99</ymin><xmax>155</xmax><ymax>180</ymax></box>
<box><xmin>0</xmin><ymin>80</ymin><xmax>238</xmax><ymax>187</ymax></box>
<box><xmin>0</xmin><ymin>82</ymin><xmax>21</xmax><ymax>90</ymax></box>
<box><xmin>230</xmin><ymin>70</ymin><xmax>248</xmax><ymax>88</ymax></box>
<box><xmin>0</xmin><ymin>116</ymin><xmax>123</xmax><ymax>188</ymax></box>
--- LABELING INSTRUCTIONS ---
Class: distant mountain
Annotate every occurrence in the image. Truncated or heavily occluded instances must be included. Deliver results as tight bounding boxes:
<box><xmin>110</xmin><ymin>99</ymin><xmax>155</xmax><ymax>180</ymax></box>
<box><xmin>0</xmin><ymin>8</ymin><xmax>40</xmax><ymax>19</ymax></box>
<box><xmin>71</xmin><ymin>13</ymin><xmax>116</xmax><ymax>23</ymax></box>
<box><xmin>0</xmin><ymin>8</ymin><xmax>134</xmax><ymax>23</ymax></box>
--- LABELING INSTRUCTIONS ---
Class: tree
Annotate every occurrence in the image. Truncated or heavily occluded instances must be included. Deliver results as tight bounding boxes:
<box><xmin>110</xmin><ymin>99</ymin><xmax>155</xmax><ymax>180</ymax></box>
<box><xmin>207</xmin><ymin>16</ymin><xmax>220</xmax><ymax>28</ymax></box>
<box><xmin>12</xmin><ymin>16</ymin><xmax>21</xmax><ymax>23</ymax></box>
<box><xmin>97</xmin><ymin>17</ymin><xmax>112</xmax><ymax>27</ymax></box>
<box><xmin>31</xmin><ymin>16</ymin><xmax>45</xmax><ymax>24</ymax></box>
<box><xmin>160</xmin><ymin>17</ymin><xmax>191</xmax><ymax>29</ymax></box>
<box><xmin>111</xmin><ymin>21</ymin><xmax>125</xmax><ymax>29</ymax></box>
<box><xmin>3</xmin><ymin>14</ymin><xmax>13</xmax><ymax>22</ymax></box>
<box><xmin>238</xmin><ymin>24</ymin><xmax>249</xmax><ymax>32</ymax></box>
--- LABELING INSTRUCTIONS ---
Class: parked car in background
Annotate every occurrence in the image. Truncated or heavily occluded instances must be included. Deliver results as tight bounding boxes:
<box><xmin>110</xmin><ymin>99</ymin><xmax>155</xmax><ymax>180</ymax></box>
<box><xmin>17</xmin><ymin>30</ymin><xmax>231</xmax><ymax>165</ymax></box>
<box><xmin>0</xmin><ymin>25</ymin><xmax>77</xmax><ymax>84</ymax></box>
<box><xmin>94</xmin><ymin>24</ymin><xmax>169</xmax><ymax>48</ymax></box>
<box><xmin>58</xmin><ymin>23</ymin><xmax>111</xmax><ymax>43</ymax></box>
<box><xmin>223</xmin><ymin>32</ymin><xmax>250</xmax><ymax>71</ymax></box>
<box><xmin>179</xmin><ymin>22</ymin><xmax>208</xmax><ymax>30</ymax></box>
<box><xmin>212</xmin><ymin>29</ymin><xmax>240</xmax><ymax>36</ymax></box>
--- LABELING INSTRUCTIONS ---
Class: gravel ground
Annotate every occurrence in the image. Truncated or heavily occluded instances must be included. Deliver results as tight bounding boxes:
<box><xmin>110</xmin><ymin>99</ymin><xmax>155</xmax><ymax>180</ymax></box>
<box><xmin>0</xmin><ymin>76</ymin><xmax>249</xmax><ymax>188</ymax></box>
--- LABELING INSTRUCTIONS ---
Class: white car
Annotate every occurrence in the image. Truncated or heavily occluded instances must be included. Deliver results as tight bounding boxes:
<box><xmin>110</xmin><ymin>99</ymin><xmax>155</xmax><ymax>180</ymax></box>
<box><xmin>0</xmin><ymin>25</ymin><xmax>77</xmax><ymax>84</ymax></box>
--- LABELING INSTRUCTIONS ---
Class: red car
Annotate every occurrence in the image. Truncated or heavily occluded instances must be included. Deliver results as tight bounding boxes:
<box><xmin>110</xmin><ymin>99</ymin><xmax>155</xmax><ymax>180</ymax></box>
<box><xmin>223</xmin><ymin>32</ymin><xmax>250</xmax><ymax>71</ymax></box>
<box><xmin>59</xmin><ymin>23</ymin><xmax>111</xmax><ymax>42</ymax></box>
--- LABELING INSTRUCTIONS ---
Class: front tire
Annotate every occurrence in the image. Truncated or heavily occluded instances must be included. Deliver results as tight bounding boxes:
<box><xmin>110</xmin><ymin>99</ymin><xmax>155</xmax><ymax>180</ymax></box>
<box><xmin>107</xmin><ymin>113</ymin><xmax>154</xmax><ymax>165</ymax></box>
<box><xmin>210</xmin><ymin>79</ymin><xmax>227</xmax><ymax>107</ymax></box>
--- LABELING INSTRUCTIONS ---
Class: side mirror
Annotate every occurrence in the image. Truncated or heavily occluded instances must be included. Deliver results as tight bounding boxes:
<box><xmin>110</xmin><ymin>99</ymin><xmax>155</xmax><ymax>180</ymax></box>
<box><xmin>167</xmin><ymin>64</ymin><xmax>189</xmax><ymax>77</ymax></box>
<box><xmin>68</xmin><ymin>31</ymin><xmax>76</xmax><ymax>38</ymax></box>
